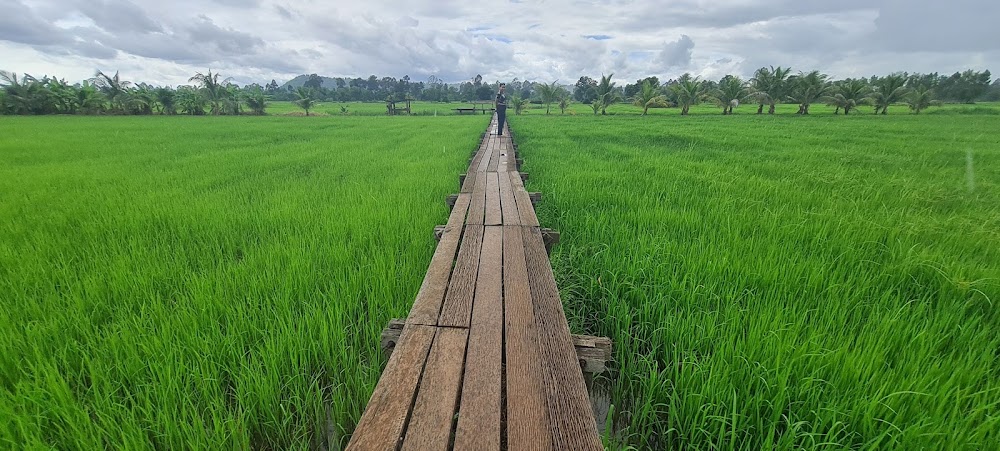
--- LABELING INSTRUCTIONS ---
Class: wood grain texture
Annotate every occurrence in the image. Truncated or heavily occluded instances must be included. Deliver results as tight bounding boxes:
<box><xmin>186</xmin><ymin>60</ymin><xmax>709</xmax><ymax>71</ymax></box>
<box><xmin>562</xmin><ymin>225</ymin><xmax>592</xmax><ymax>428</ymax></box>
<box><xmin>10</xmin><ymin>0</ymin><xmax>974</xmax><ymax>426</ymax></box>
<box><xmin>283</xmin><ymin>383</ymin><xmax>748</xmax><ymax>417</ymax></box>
<box><xmin>509</xmin><ymin>172</ymin><xmax>539</xmax><ymax>227</ymax></box>
<box><xmin>466</xmin><ymin>174</ymin><xmax>487</xmax><ymax>226</ymax></box>
<box><xmin>521</xmin><ymin>227</ymin><xmax>602</xmax><ymax>450</ymax></box>
<box><xmin>438</xmin><ymin>224</ymin><xmax>484</xmax><ymax>327</ymax></box>
<box><xmin>498</xmin><ymin>169</ymin><xmax>521</xmax><ymax>226</ymax></box>
<box><xmin>485</xmin><ymin>172</ymin><xmax>502</xmax><ymax>226</ymax></box>
<box><xmin>453</xmin><ymin>226</ymin><xmax>504</xmax><ymax>451</ymax></box>
<box><xmin>346</xmin><ymin>325</ymin><xmax>436</xmax><ymax>451</ymax></box>
<box><xmin>406</xmin><ymin>194</ymin><xmax>470</xmax><ymax>326</ymax></box>
<box><xmin>401</xmin><ymin>327</ymin><xmax>470</xmax><ymax>451</ymax></box>
<box><xmin>502</xmin><ymin>225</ymin><xmax>552</xmax><ymax>451</ymax></box>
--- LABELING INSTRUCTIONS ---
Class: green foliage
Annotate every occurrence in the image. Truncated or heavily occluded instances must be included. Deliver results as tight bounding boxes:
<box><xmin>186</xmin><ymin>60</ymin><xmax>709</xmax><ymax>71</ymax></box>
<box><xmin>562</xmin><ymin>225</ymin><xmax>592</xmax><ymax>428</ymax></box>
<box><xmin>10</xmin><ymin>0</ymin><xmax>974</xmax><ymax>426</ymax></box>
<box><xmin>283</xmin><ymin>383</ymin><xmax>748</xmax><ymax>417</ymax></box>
<box><xmin>710</xmin><ymin>75</ymin><xmax>747</xmax><ymax>114</ymax></box>
<box><xmin>630</xmin><ymin>80</ymin><xmax>668</xmax><ymax>116</ymax></box>
<box><xmin>823</xmin><ymin>78</ymin><xmax>872</xmax><ymax>115</ymax></box>
<box><xmin>750</xmin><ymin>66</ymin><xmax>793</xmax><ymax>114</ymax></box>
<box><xmin>596</xmin><ymin>73</ymin><xmax>621</xmax><ymax>115</ymax></box>
<box><xmin>294</xmin><ymin>87</ymin><xmax>318</xmax><ymax>116</ymax></box>
<box><xmin>871</xmin><ymin>73</ymin><xmax>910</xmax><ymax>115</ymax></box>
<box><xmin>906</xmin><ymin>85</ymin><xmax>938</xmax><ymax>114</ymax></box>
<box><xmin>788</xmin><ymin>70</ymin><xmax>832</xmax><ymax>114</ymax></box>
<box><xmin>510</xmin><ymin>113</ymin><xmax>1000</xmax><ymax>450</ymax></box>
<box><xmin>0</xmin><ymin>115</ymin><xmax>488</xmax><ymax>449</ymax></box>
<box><xmin>669</xmin><ymin>74</ymin><xmax>706</xmax><ymax>115</ymax></box>
<box><xmin>510</xmin><ymin>96</ymin><xmax>529</xmax><ymax>115</ymax></box>
<box><xmin>536</xmin><ymin>81</ymin><xmax>562</xmax><ymax>115</ymax></box>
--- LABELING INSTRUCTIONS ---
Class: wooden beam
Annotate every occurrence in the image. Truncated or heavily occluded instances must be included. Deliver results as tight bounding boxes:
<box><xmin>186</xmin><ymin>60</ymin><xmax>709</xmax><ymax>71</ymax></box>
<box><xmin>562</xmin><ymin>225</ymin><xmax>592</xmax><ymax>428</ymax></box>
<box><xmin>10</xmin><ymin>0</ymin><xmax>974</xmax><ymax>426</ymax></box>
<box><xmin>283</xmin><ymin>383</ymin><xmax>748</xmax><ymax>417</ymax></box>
<box><xmin>528</xmin><ymin>192</ymin><xmax>541</xmax><ymax>205</ymax></box>
<box><xmin>541</xmin><ymin>228</ymin><xmax>560</xmax><ymax>254</ymax></box>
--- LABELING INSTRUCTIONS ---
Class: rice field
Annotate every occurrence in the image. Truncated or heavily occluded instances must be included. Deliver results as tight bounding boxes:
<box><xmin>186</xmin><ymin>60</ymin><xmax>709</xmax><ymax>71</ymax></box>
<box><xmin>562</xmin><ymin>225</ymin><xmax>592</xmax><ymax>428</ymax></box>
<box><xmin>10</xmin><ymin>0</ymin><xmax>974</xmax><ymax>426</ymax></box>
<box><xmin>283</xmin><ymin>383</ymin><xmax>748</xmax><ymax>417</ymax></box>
<box><xmin>510</xmin><ymin>111</ymin><xmax>1000</xmax><ymax>449</ymax></box>
<box><xmin>0</xmin><ymin>115</ymin><xmax>486</xmax><ymax>449</ymax></box>
<box><xmin>3</xmin><ymin>106</ymin><xmax>999</xmax><ymax>450</ymax></box>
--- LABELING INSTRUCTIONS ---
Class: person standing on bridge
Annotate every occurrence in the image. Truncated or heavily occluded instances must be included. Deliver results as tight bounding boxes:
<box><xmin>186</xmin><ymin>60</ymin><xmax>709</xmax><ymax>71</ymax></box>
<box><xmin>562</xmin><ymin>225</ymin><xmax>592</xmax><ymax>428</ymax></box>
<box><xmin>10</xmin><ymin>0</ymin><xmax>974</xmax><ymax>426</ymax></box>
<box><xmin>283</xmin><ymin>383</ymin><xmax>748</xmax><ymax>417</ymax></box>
<box><xmin>495</xmin><ymin>83</ymin><xmax>507</xmax><ymax>136</ymax></box>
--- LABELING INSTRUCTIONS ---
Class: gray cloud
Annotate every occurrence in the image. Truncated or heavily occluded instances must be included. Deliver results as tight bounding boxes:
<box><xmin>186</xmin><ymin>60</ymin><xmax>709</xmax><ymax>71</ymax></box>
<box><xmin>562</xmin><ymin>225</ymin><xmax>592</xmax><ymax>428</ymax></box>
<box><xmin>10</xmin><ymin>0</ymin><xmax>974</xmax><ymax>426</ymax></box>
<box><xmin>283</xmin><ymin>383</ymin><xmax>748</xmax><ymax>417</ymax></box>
<box><xmin>77</xmin><ymin>0</ymin><xmax>163</xmax><ymax>33</ymax></box>
<box><xmin>0</xmin><ymin>0</ymin><xmax>995</xmax><ymax>87</ymax></box>
<box><xmin>656</xmin><ymin>35</ymin><xmax>694</xmax><ymax>70</ymax></box>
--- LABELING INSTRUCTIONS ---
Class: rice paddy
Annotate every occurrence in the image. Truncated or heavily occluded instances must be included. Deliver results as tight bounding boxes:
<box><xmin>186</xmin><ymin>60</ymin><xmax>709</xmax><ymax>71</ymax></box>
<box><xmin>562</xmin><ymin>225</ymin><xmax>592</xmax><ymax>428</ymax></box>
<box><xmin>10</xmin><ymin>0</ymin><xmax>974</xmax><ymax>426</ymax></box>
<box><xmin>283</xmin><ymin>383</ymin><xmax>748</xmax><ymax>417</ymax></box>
<box><xmin>511</xmin><ymin>111</ymin><xmax>1000</xmax><ymax>449</ymax></box>
<box><xmin>2</xmin><ymin>106</ymin><xmax>998</xmax><ymax>450</ymax></box>
<box><xmin>0</xmin><ymin>115</ymin><xmax>486</xmax><ymax>449</ymax></box>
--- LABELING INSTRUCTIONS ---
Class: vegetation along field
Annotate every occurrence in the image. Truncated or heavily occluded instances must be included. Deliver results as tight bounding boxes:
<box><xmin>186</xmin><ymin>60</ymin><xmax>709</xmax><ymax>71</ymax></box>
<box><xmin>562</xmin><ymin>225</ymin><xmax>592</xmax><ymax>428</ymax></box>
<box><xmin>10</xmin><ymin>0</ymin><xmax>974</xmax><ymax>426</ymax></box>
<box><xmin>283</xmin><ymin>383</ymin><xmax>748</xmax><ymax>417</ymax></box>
<box><xmin>0</xmin><ymin>115</ymin><xmax>486</xmax><ymax>449</ymax></box>
<box><xmin>511</xmin><ymin>111</ymin><xmax>999</xmax><ymax>449</ymax></box>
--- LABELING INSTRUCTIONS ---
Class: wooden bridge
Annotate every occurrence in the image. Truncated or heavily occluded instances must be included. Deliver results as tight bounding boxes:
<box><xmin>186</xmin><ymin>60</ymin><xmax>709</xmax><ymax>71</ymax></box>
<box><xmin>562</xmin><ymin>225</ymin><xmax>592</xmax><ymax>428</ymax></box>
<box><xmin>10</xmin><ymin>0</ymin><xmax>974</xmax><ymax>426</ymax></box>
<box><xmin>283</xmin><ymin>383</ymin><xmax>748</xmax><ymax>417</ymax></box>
<box><xmin>347</xmin><ymin>116</ymin><xmax>608</xmax><ymax>450</ymax></box>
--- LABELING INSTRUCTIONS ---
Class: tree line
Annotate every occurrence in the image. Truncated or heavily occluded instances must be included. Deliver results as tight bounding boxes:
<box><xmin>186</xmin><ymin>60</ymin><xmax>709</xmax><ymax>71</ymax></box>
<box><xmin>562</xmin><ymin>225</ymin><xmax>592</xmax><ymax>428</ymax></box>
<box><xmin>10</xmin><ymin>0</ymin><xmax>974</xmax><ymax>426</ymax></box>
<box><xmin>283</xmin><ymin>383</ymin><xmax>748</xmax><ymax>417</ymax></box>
<box><xmin>1</xmin><ymin>67</ymin><xmax>995</xmax><ymax>116</ymax></box>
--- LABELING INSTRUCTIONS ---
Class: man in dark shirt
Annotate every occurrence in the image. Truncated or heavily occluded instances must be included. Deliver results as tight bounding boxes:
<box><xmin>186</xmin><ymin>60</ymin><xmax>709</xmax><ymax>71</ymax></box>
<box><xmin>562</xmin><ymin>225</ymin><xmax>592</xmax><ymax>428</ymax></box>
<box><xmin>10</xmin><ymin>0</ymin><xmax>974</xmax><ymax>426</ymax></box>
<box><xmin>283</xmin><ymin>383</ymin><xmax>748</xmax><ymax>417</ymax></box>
<box><xmin>495</xmin><ymin>83</ymin><xmax>507</xmax><ymax>136</ymax></box>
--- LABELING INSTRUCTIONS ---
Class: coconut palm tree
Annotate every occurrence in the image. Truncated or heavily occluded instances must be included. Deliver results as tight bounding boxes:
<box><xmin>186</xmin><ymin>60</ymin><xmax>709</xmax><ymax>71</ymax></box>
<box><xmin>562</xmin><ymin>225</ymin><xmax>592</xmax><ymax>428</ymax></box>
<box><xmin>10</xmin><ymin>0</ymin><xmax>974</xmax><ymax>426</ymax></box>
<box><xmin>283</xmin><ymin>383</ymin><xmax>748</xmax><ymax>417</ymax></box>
<box><xmin>557</xmin><ymin>90</ymin><xmax>572</xmax><ymax>114</ymax></box>
<box><xmin>871</xmin><ymin>73</ymin><xmax>909</xmax><ymax>115</ymax></box>
<box><xmin>906</xmin><ymin>85</ymin><xmax>938</xmax><ymax>114</ymax></box>
<box><xmin>788</xmin><ymin>70</ymin><xmax>831</xmax><ymax>114</ymax></box>
<box><xmin>711</xmin><ymin>75</ymin><xmax>746</xmax><ymax>114</ymax></box>
<box><xmin>188</xmin><ymin>70</ymin><xmax>233</xmax><ymax>115</ymax></box>
<box><xmin>823</xmin><ymin>78</ymin><xmax>871</xmax><ymax>115</ymax></box>
<box><xmin>590</xmin><ymin>99</ymin><xmax>603</xmax><ymax>115</ymax></box>
<box><xmin>595</xmin><ymin>73</ymin><xmax>620</xmax><ymax>115</ymax></box>
<box><xmin>536</xmin><ymin>81</ymin><xmax>560</xmax><ymax>115</ymax></box>
<box><xmin>295</xmin><ymin>87</ymin><xmax>317</xmax><ymax>116</ymax></box>
<box><xmin>93</xmin><ymin>70</ymin><xmax>131</xmax><ymax>113</ymax></box>
<box><xmin>749</xmin><ymin>66</ymin><xmax>792</xmax><ymax>114</ymax></box>
<box><xmin>630</xmin><ymin>80</ymin><xmax>668</xmax><ymax>116</ymax></box>
<box><xmin>510</xmin><ymin>95</ymin><xmax>528</xmax><ymax>115</ymax></box>
<box><xmin>670</xmin><ymin>74</ymin><xmax>705</xmax><ymax>115</ymax></box>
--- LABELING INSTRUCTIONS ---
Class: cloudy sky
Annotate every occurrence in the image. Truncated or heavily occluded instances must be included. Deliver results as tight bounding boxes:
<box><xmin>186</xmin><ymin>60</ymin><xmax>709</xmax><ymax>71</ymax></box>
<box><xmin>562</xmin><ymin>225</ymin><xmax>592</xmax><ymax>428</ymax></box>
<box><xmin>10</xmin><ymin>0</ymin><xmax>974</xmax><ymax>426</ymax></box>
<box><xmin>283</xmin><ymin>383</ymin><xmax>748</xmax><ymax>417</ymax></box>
<box><xmin>2</xmin><ymin>0</ymin><xmax>997</xmax><ymax>86</ymax></box>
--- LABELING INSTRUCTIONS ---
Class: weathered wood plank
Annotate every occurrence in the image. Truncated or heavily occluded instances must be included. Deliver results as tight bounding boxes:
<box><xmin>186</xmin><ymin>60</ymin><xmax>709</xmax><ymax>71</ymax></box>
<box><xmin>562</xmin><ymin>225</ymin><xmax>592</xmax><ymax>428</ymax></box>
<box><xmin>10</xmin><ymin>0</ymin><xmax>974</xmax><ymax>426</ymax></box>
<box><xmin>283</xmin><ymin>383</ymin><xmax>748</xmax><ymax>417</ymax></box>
<box><xmin>466</xmin><ymin>174</ymin><xmax>487</xmax><ymax>226</ymax></box>
<box><xmin>438</xmin><ymin>224</ymin><xmax>485</xmax><ymax>327</ymax></box>
<box><xmin>498</xmin><ymin>169</ymin><xmax>520</xmax><ymax>226</ymax></box>
<box><xmin>521</xmin><ymin>227</ymin><xmax>602</xmax><ymax>450</ymax></box>
<box><xmin>346</xmin><ymin>324</ymin><xmax>436</xmax><ymax>451</ymax></box>
<box><xmin>502</xmin><ymin>225</ymin><xmax>552</xmax><ymax>450</ymax></box>
<box><xmin>487</xmin><ymin>142</ymin><xmax>500</xmax><ymax>173</ymax></box>
<box><xmin>509</xmin><ymin>172</ymin><xmax>539</xmax><ymax>227</ymax></box>
<box><xmin>484</xmin><ymin>172</ymin><xmax>502</xmax><ymax>226</ymax></box>
<box><xmin>453</xmin><ymin>226</ymin><xmax>504</xmax><ymax>451</ymax></box>
<box><xmin>400</xmin><ymin>327</ymin><xmax>470</xmax><ymax>451</ymax></box>
<box><xmin>406</xmin><ymin>194</ymin><xmax>471</xmax><ymax>326</ymax></box>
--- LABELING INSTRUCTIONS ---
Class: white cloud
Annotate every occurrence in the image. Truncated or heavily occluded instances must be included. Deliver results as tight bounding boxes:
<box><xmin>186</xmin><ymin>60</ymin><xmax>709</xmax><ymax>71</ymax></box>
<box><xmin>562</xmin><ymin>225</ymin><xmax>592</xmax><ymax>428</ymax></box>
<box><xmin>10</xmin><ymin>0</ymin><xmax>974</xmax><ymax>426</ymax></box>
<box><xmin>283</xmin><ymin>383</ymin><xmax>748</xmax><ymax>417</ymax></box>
<box><xmin>0</xmin><ymin>0</ymin><xmax>995</xmax><ymax>86</ymax></box>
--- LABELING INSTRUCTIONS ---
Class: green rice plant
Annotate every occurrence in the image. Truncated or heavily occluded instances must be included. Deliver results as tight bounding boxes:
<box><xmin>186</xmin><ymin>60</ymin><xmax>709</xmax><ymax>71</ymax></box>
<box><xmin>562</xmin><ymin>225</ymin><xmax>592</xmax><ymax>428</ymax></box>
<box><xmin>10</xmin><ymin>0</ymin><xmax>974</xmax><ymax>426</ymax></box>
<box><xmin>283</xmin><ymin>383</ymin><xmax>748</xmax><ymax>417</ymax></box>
<box><xmin>0</xmin><ymin>115</ymin><xmax>487</xmax><ymax>449</ymax></box>
<box><xmin>511</xmin><ymin>113</ymin><xmax>1000</xmax><ymax>450</ymax></box>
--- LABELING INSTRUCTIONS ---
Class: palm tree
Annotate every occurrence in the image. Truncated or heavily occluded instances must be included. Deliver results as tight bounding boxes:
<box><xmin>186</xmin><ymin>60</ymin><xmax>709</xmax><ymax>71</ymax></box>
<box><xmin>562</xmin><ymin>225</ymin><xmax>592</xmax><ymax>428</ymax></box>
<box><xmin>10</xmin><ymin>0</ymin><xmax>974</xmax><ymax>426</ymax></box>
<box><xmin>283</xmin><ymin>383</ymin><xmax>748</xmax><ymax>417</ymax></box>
<box><xmin>711</xmin><ymin>75</ymin><xmax>746</xmax><ymax>114</ymax></box>
<box><xmin>243</xmin><ymin>87</ymin><xmax>267</xmax><ymax>115</ymax></box>
<box><xmin>823</xmin><ymin>79</ymin><xmax>871</xmax><ymax>115</ymax></box>
<box><xmin>188</xmin><ymin>70</ymin><xmax>232</xmax><ymax>115</ymax></box>
<box><xmin>749</xmin><ymin>66</ymin><xmax>792</xmax><ymax>114</ymax></box>
<box><xmin>510</xmin><ymin>95</ymin><xmax>529</xmax><ymax>115</ymax></box>
<box><xmin>76</xmin><ymin>81</ymin><xmax>105</xmax><ymax>114</ymax></box>
<box><xmin>590</xmin><ymin>100</ymin><xmax>603</xmax><ymax>115</ymax></box>
<box><xmin>93</xmin><ymin>70</ymin><xmax>131</xmax><ymax>113</ymax></box>
<box><xmin>1</xmin><ymin>71</ymin><xmax>33</xmax><ymax>114</ymax></box>
<box><xmin>557</xmin><ymin>90</ymin><xmax>572</xmax><ymax>114</ymax></box>
<box><xmin>670</xmin><ymin>74</ymin><xmax>705</xmax><ymax>115</ymax></box>
<box><xmin>871</xmin><ymin>74</ymin><xmax>909</xmax><ymax>115</ymax></box>
<box><xmin>295</xmin><ymin>87</ymin><xmax>317</xmax><ymax>116</ymax></box>
<box><xmin>788</xmin><ymin>70</ymin><xmax>831</xmax><ymax>114</ymax></box>
<box><xmin>536</xmin><ymin>81</ymin><xmax>560</xmax><ymax>115</ymax></box>
<box><xmin>630</xmin><ymin>80</ymin><xmax>668</xmax><ymax>115</ymax></box>
<box><xmin>595</xmin><ymin>73</ymin><xmax>620</xmax><ymax>115</ymax></box>
<box><xmin>906</xmin><ymin>85</ymin><xmax>937</xmax><ymax>114</ymax></box>
<box><xmin>177</xmin><ymin>87</ymin><xmax>207</xmax><ymax>115</ymax></box>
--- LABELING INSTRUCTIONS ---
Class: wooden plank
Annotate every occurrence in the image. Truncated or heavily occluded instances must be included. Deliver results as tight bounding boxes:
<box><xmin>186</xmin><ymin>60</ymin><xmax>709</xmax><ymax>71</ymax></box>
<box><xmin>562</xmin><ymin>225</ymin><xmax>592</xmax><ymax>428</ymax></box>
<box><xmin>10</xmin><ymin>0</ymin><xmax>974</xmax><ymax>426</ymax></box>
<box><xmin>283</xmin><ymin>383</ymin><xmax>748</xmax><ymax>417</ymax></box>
<box><xmin>502</xmin><ymin>225</ymin><xmax>552</xmax><ymax>450</ymax></box>
<box><xmin>407</xmin><ymin>194</ymin><xmax>471</xmax><ymax>326</ymax></box>
<box><xmin>438</xmin><ymin>224</ymin><xmax>485</xmax><ymax>327</ymax></box>
<box><xmin>487</xmin><ymin>143</ymin><xmax>500</xmax><ymax>172</ymax></box>
<box><xmin>466</xmin><ymin>175</ymin><xmax>487</xmax><ymax>226</ymax></box>
<box><xmin>347</xmin><ymin>324</ymin><xmax>436</xmax><ymax>451</ymax></box>
<box><xmin>521</xmin><ymin>227</ymin><xmax>602</xmax><ymax>450</ymax></box>
<box><xmin>484</xmin><ymin>172</ymin><xmax>502</xmax><ymax>226</ymax></box>
<box><xmin>498</xmin><ymin>169</ymin><xmax>520</xmax><ymax>226</ymax></box>
<box><xmin>476</xmin><ymin>136</ymin><xmax>493</xmax><ymax>173</ymax></box>
<box><xmin>400</xmin><ymin>327</ymin><xmax>470</xmax><ymax>451</ymax></box>
<box><xmin>509</xmin><ymin>172</ymin><xmax>539</xmax><ymax>227</ymax></box>
<box><xmin>453</xmin><ymin>226</ymin><xmax>504</xmax><ymax>451</ymax></box>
